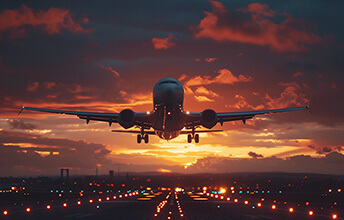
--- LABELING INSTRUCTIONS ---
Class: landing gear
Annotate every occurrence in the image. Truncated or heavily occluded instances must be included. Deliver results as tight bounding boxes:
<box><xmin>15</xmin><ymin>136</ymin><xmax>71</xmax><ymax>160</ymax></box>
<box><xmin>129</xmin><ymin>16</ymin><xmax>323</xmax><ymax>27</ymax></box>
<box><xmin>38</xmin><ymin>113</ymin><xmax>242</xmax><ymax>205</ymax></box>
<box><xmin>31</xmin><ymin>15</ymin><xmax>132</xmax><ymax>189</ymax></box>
<box><xmin>137</xmin><ymin>134</ymin><xmax>142</xmax><ymax>144</ymax></box>
<box><xmin>187</xmin><ymin>133</ymin><xmax>199</xmax><ymax>143</ymax></box>
<box><xmin>187</xmin><ymin>134</ymin><xmax>192</xmax><ymax>143</ymax></box>
<box><xmin>144</xmin><ymin>134</ymin><xmax>149</xmax><ymax>143</ymax></box>
<box><xmin>137</xmin><ymin>134</ymin><xmax>149</xmax><ymax>144</ymax></box>
<box><xmin>195</xmin><ymin>134</ymin><xmax>199</xmax><ymax>143</ymax></box>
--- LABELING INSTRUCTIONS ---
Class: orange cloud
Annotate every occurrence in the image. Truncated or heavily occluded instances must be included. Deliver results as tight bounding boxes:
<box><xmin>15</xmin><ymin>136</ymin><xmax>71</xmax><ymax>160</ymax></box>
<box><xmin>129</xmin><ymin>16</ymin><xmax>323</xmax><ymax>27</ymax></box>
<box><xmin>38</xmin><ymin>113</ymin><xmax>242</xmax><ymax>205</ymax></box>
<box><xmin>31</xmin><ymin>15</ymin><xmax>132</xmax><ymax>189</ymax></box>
<box><xmin>26</xmin><ymin>82</ymin><xmax>39</xmax><ymax>91</ymax></box>
<box><xmin>205</xmin><ymin>57</ymin><xmax>217</xmax><ymax>63</ymax></box>
<box><xmin>265</xmin><ymin>83</ymin><xmax>307</xmax><ymax>108</ymax></box>
<box><xmin>185</xmin><ymin>68</ymin><xmax>252</xmax><ymax>87</ymax></box>
<box><xmin>151</xmin><ymin>33</ymin><xmax>176</xmax><ymax>50</ymax></box>
<box><xmin>0</xmin><ymin>5</ymin><xmax>92</xmax><ymax>39</ymax></box>
<box><xmin>293</xmin><ymin>72</ymin><xmax>303</xmax><ymax>77</ymax></box>
<box><xmin>195</xmin><ymin>86</ymin><xmax>219</xmax><ymax>97</ymax></box>
<box><xmin>227</xmin><ymin>94</ymin><xmax>264</xmax><ymax>110</ymax></box>
<box><xmin>193</xmin><ymin>1</ymin><xmax>322</xmax><ymax>52</ymax></box>
<box><xmin>95</xmin><ymin>64</ymin><xmax>120</xmax><ymax>77</ymax></box>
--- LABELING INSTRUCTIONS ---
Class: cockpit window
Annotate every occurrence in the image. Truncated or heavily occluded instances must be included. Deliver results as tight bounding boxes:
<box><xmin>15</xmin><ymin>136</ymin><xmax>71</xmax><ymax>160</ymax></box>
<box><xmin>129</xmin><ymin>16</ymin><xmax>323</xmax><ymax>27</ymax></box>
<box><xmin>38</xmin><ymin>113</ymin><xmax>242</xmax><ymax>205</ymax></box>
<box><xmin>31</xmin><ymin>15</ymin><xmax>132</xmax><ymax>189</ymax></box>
<box><xmin>159</xmin><ymin>80</ymin><xmax>178</xmax><ymax>86</ymax></box>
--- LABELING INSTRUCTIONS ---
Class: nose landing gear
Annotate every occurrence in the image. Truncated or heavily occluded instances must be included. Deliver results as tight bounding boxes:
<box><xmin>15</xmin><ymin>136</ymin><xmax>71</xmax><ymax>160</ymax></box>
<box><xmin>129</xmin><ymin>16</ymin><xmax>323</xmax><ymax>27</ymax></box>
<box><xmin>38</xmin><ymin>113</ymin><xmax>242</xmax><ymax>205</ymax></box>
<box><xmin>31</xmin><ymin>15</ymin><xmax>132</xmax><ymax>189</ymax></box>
<box><xmin>137</xmin><ymin>134</ymin><xmax>149</xmax><ymax>144</ymax></box>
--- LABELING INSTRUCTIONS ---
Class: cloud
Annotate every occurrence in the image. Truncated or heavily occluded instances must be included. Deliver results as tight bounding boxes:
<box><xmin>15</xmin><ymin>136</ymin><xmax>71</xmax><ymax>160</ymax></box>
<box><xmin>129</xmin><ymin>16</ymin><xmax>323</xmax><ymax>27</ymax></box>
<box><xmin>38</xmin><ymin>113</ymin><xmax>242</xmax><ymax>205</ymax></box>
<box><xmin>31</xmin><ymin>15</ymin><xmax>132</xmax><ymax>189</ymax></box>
<box><xmin>248</xmin><ymin>151</ymin><xmax>264</xmax><ymax>158</ymax></box>
<box><xmin>185</xmin><ymin>68</ymin><xmax>252</xmax><ymax>87</ymax></box>
<box><xmin>265</xmin><ymin>82</ymin><xmax>308</xmax><ymax>108</ymax></box>
<box><xmin>227</xmin><ymin>94</ymin><xmax>265</xmax><ymax>110</ymax></box>
<box><xmin>293</xmin><ymin>72</ymin><xmax>303</xmax><ymax>78</ymax></box>
<box><xmin>0</xmin><ymin>130</ymin><xmax>111</xmax><ymax>176</ymax></box>
<box><xmin>0</xmin><ymin>4</ymin><xmax>92</xmax><ymax>39</ymax></box>
<box><xmin>95</xmin><ymin>64</ymin><xmax>120</xmax><ymax>77</ymax></box>
<box><xmin>307</xmin><ymin>145</ymin><xmax>342</xmax><ymax>155</ymax></box>
<box><xmin>26</xmin><ymin>82</ymin><xmax>39</xmax><ymax>91</ymax></box>
<box><xmin>7</xmin><ymin>119</ymin><xmax>37</xmax><ymax>130</ymax></box>
<box><xmin>195</xmin><ymin>86</ymin><xmax>219</xmax><ymax>97</ymax></box>
<box><xmin>186</xmin><ymin>152</ymin><xmax>344</xmax><ymax>175</ymax></box>
<box><xmin>151</xmin><ymin>34</ymin><xmax>176</xmax><ymax>50</ymax></box>
<box><xmin>205</xmin><ymin>57</ymin><xmax>217</xmax><ymax>63</ymax></box>
<box><xmin>193</xmin><ymin>1</ymin><xmax>322</xmax><ymax>52</ymax></box>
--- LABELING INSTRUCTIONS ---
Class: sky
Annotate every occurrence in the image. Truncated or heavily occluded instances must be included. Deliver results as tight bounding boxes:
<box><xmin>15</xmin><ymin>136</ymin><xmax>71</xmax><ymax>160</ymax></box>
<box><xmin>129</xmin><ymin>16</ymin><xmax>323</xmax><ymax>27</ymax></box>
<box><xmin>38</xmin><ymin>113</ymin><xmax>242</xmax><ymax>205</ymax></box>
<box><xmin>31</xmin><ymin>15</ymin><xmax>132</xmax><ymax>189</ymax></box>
<box><xmin>0</xmin><ymin>0</ymin><xmax>343</xmax><ymax>177</ymax></box>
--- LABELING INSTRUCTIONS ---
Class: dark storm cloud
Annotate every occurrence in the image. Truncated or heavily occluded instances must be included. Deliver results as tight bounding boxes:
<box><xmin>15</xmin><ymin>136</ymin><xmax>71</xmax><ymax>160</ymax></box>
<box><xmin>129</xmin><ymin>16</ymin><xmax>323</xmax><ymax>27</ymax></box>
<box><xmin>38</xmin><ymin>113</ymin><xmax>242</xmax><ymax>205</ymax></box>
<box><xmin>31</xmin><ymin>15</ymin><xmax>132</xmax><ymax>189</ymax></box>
<box><xmin>186</xmin><ymin>152</ymin><xmax>344</xmax><ymax>175</ymax></box>
<box><xmin>0</xmin><ymin>130</ymin><xmax>111</xmax><ymax>176</ymax></box>
<box><xmin>7</xmin><ymin>119</ymin><xmax>37</xmax><ymax>130</ymax></box>
<box><xmin>248</xmin><ymin>151</ymin><xmax>264</xmax><ymax>158</ymax></box>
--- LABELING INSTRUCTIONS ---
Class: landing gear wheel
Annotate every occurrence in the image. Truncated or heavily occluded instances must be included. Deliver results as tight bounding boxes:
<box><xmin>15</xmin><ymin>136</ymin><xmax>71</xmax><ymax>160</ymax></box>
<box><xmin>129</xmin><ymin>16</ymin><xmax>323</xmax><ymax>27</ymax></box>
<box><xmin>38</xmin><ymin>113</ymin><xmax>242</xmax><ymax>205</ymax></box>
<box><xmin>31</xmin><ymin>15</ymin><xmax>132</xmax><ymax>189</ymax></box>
<box><xmin>187</xmin><ymin>134</ymin><xmax>192</xmax><ymax>143</ymax></box>
<box><xmin>195</xmin><ymin>134</ymin><xmax>199</xmax><ymax>143</ymax></box>
<box><xmin>137</xmin><ymin>134</ymin><xmax>142</xmax><ymax>144</ymax></box>
<box><xmin>144</xmin><ymin>134</ymin><xmax>149</xmax><ymax>143</ymax></box>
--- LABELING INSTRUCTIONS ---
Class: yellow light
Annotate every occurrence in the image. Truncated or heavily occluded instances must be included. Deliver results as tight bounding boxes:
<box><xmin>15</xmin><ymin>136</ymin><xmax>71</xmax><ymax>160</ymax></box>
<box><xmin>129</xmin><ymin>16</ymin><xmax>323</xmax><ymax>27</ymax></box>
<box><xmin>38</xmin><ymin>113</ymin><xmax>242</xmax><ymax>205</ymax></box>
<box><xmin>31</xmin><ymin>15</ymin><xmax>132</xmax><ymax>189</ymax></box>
<box><xmin>146</xmin><ymin>111</ymin><xmax>150</xmax><ymax>115</ymax></box>
<box><xmin>215</xmin><ymin>195</ymin><xmax>218</xmax><ymax>198</ymax></box>
<box><xmin>332</xmin><ymin>214</ymin><xmax>338</xmax><ymax>219</ymax></box>
<box><xmin>257</xmin><ymin>203</ymin><xmax>262</xmax><ymax>207</ymax></box>
<box><xmin>77</xmin><ymin>201</ymin><xmax>81</xmax><ymax>205</ymax></box>
<box><xmin>244</xmin><ymin>200</ymin><xmax>249</xmax><ymax>205</ymax></box>
<box><xmin>3</xmin><ymin>210</ymin><xmax>8</xmax><ymax>215</ymax></box>
<box><xmin>146</xmin><ymin>187</ymin><xmax>151</xmax><ymax>191</ymax></box>
<box><xmin>219</xmin><ymin>187</ymin><xmax>226</xmax><ymax>194</ymax></box>
<box><xmin>309</xmin><ymin>211</ymin><xmax>313</xmax><ymax>216</ymax></box>
<box><xmin>203</xmin><ymin>186</ymin><xmax>207</xmax><ymax>191</ymax></box>
<box><xmin>227</xmin><ymin>197</ymin><xmax>230</xmax><ymax>201</ymax></box>
<box><xmin>89</xmin><ymin>199</ymin><xmax>93</xmax><ymax>203</ymax></box>
<box><xmin>107</xmin><ymin>197</ymin><xmax>110</xmax><ymax>200</ymax></box>
<box><xmin>26</xmin><ymin>208</ymin><xmax>31</xmax><ymax>212</ymax></box>
<box><xmin>46</xmin><ymin>205</ymin><xmax>51</xmax><ymax>209</ymax></box>
<box><xmin>234</xmin><ymin>199</ymin><xmax>238</xmax><ymax>203</ymax></box>
<box><xmin>63</xmin><ymin>203</ymin><xmax>67</xmax><ymax>207</ymax></box>
<box><xmin>289</xmin><ymin>208</ymin><xmax>294</xmax><ymax>213</ymax></box>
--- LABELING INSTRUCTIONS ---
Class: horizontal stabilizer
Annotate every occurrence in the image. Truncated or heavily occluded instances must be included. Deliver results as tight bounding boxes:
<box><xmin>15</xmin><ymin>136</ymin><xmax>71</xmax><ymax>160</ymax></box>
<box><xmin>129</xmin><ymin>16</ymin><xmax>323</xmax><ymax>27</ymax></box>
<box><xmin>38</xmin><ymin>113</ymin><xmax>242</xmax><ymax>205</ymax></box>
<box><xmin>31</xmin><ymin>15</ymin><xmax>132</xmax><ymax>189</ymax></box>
<box><xmin>111</xmin><ymin>130</ymin><xmax>155</xmax><ymax>135</ymax></box>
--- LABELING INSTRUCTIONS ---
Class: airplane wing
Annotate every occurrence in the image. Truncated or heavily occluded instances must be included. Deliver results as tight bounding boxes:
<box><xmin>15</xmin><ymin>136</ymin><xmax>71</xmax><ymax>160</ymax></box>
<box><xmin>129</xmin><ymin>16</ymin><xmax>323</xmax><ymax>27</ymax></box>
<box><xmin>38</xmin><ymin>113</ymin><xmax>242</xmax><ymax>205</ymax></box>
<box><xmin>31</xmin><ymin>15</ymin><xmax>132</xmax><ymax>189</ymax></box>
<box><xmin>216</xmin><ymin>106</ymin><xmax>308</xmax><ymax>124</ymax></box>
<box><xmin>19</xmin><ymin>106</ymin><xmax>151</xmax><ymax>127</ymax></box>
<box><xmin>185</xmin><ymin>105</ymin><xmax>310</xmax><ymax>128</ymax></box>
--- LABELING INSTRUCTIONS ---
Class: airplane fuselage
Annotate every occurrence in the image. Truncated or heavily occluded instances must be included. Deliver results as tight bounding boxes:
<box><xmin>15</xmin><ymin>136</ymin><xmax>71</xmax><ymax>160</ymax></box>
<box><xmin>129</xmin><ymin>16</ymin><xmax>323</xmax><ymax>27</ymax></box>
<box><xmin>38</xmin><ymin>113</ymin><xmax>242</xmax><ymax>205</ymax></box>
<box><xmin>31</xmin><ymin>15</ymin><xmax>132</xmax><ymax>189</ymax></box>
<box><xmin>152</xmin><ymin>77</ymin><xmax>186</xmax><ymax>140</ymax></box>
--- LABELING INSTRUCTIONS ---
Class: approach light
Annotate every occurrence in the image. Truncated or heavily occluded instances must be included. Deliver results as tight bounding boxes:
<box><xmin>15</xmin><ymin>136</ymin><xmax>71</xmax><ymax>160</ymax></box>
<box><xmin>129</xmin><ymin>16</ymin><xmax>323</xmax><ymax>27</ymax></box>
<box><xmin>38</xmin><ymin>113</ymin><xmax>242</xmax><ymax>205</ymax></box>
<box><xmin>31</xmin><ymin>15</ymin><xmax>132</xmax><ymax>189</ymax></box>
<box><xmin>289</xmin><ymin>208</ymin><xmax>294</xmax><ymax>213</ymax></box>
<box><xmin>332</xmin><ymin>214</ymin><xmax>338</xmax><ymax>219</ymax></box>
<box><xmin>3</xmin><ymin>210</ymin><xmax>8</xmax><ymax>215</ymax></box>
<box><xmin>309</xmin><ymin>210</ymin><xmax>313</xmax><ymax>216</ymax></box>
<box><xmin>271</xmin><ymin>205</ymin><xmax>276</xmax><ymax>210</ymax></box>
<box><xmin>257</xmin><ymin>203</ymin><xmax>262</xmax><ymax>207</ymax></box>
<box><xmin>244</xmin><ymin>200</ymin><xmax>249</xmax><ymax>205</ymax></box>
<box><xmin>77</xmin><ymin>201</ymin><xmax>81</xmax><ymax>205</ymax></box>
<box><xmin>63</xmin><ymin>203</ymin><xmax>67</xmax><ymax>207</ymax></box>
<box><xmin>46</xmin><ymin>205</ymin><xmax>51</xmax><ymax>209</ymax></box>
<box><xmin>234</xmin><ymin>199</ymin><xmax>238</xmax><ymax>203</ymax></box>
<box><xmin>89</xmin><ymin>199</ymin><xmax>93</xmax><ymax>203</ymax></box>
<box><xmin>26</xmin><ymin>208</ymin><xmax>31</xmax><ymax>212</ymax></box>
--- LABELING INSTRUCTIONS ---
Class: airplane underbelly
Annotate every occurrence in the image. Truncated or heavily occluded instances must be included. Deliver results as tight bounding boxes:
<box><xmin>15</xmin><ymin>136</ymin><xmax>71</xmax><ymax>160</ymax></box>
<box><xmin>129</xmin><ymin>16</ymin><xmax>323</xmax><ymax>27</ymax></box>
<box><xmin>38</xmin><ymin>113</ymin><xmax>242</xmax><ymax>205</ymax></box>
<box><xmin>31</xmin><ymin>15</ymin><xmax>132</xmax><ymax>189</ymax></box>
<box><xmin>155</xmin><ymin>130</ymin><xmax>181</xmax><ymax>140</ymax></box>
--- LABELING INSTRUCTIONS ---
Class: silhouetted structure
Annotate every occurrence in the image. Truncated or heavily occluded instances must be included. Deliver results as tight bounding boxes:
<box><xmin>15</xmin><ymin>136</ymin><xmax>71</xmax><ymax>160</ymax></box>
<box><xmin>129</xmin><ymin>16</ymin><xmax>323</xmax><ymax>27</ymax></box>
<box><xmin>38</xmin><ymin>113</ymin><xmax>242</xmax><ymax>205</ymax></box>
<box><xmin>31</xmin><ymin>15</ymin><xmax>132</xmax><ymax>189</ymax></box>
<box><xmin>109</xmin><ymin>170</ymin><xmax>114</xmax><ymax>181</ymax></box>
<box><xmin>60</xmin><ymin>169</ymin><xmax>69</xmax><ymax>180</ymax></box>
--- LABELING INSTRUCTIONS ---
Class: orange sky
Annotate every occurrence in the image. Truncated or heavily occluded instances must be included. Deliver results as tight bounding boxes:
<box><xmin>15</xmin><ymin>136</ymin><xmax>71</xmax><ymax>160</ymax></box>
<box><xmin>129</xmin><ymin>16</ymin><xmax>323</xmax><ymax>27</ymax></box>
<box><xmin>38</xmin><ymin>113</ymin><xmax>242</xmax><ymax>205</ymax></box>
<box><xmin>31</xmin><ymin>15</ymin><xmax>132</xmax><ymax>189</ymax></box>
<box><xmin>0</xmin><ymin>0</ymin><xmax>343</xmax><ymax>176</ymax></box>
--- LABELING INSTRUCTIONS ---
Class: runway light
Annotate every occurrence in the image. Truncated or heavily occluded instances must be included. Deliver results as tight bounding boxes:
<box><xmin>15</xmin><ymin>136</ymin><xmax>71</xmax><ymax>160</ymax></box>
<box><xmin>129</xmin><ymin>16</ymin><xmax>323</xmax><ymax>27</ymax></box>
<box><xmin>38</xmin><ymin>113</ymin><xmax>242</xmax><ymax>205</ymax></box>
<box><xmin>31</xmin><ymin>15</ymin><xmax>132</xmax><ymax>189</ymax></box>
<box><xmin>332</xmin><ymin>214</ymin><xmax>338</xmax><ymax>219</ymax></box>
<box><xmin>77</xmin><ymin>201</ymin><xmax>81</xmax><ymax>205</ymax></box>
<box><xmin>234</xmin><ymin>199</ymin><xmax>238</xmax><ymax>203</ymax></box>
<box><xmin>98</xmin><ymin>198</ymin><xmax>102</xmax><ymax>202</ymax></box>
<box><xmin>63</xmin><ymin>203</ymin><xmax>67</xmax><ymax>207</ymax></box>
<box><xmin>106</xmin><ymin>197</ymin><xmax>110</xmax><ymax>200</ymax></box>
<box><xmin>309</xmin><ymin>210</ymin><xmax>313</xmax><ymax>216</ymax></box>
<box><xmin>89</xmin><ymin>199</ymin><xmax>93</xmax><ymax>203</ymax></box>
<box><xmin>289</xmin><ymin>208</ymin><xmax>294</xmax><ymax>213</ymax></box>
<box><xmin>244</xmin><ymin>200</ymin><xmax>249</xmax><ymax>205</ymax></box>
<box><xmin>227</xmin><ymin>197</ymin><xmax>230</xmax><ymax>201</ymax></box>
<box><xmin>272</xmin><ymin>205</ymin><xmax>276</xmax><ymax>210</ymax></box>
<box><xmin>46</xmin><ymin>205</ymin><xmax>51</xmax><ymax>209</ymax></box>
<box><xmin>26</xmin><ymin>207</ymin><xmax>31</xmax><ymax>212</ymax></box>
<box><xmin>3</xmin><ymin>210</ymin><xmax>8</xmax><ymax>215</ymax></box>
<box><xmin>257</xmin><ymin>203</ymin><xmax>262</xmax><ymax>207</ymax></box>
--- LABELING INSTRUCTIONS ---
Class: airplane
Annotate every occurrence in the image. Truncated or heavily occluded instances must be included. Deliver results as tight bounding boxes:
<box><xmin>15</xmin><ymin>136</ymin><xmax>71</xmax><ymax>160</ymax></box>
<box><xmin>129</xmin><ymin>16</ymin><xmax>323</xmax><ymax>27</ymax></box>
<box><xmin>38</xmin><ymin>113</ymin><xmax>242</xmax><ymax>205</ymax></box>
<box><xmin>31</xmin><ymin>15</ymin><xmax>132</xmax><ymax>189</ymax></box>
<box><xmin>18</xmin><ymin>77</ymin><xmax>310</xmax><ymax>144</ymax></box>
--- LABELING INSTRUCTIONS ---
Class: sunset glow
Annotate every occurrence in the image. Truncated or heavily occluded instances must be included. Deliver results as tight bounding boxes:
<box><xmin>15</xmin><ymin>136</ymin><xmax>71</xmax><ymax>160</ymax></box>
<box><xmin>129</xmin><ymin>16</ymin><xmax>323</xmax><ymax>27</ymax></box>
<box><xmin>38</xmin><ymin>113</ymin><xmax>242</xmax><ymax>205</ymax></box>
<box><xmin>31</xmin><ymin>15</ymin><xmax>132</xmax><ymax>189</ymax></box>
<box><xmin>0</xmin><ymin>0</ymin><xmax>343</xmax><ymax>176</ymax></box>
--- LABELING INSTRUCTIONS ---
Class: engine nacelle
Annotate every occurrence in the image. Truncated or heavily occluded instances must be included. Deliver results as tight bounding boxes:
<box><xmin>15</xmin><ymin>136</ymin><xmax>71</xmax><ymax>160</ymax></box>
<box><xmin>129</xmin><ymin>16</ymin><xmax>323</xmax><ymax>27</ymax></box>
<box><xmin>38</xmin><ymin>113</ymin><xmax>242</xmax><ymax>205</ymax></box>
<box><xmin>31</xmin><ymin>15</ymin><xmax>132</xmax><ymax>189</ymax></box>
<box><xmin>200</xmin><ymin>109</ymin><xmax>218</xmax><ymax>129</ymax></box>
<box><xmin>119</xmin><ymin>109</ymin><xmax>136</xmax><ymax>129</ymax></box>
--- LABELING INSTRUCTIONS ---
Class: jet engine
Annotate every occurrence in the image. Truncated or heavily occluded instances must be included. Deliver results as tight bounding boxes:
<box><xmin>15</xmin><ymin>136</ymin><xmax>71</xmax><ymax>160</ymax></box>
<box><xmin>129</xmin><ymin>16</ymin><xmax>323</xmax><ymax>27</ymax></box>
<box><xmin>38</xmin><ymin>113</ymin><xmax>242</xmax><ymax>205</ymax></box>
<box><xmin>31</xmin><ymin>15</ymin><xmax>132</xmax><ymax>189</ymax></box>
<box><xmin>200</xmin><ymin>109</ymin><xmax>218</xmax><ymax>129</ymax></box>
<box><xmin>119</xmin><ymin>109</ymin><xmax>136</xmax><ymax>129</ymax></box>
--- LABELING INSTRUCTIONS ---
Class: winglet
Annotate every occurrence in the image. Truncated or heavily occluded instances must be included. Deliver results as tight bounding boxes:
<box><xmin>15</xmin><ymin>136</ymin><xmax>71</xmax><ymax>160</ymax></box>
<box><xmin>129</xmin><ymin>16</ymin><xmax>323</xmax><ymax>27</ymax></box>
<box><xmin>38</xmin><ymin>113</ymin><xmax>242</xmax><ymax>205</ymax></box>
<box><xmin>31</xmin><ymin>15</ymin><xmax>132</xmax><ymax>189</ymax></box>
<box><xmin>306</xmin><ymin>94</ymin><xmax>312</xmax><ymax>114</ymax></box>
<box><xmin>17</xmin><ymin>100</ymin><xmax>25</xmax><ymax>116</ymax></box>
